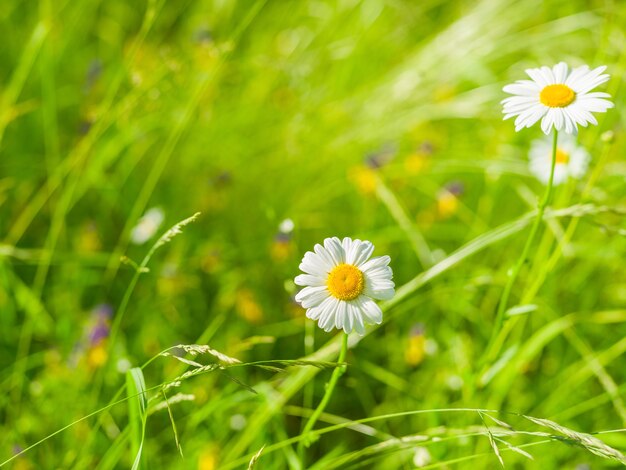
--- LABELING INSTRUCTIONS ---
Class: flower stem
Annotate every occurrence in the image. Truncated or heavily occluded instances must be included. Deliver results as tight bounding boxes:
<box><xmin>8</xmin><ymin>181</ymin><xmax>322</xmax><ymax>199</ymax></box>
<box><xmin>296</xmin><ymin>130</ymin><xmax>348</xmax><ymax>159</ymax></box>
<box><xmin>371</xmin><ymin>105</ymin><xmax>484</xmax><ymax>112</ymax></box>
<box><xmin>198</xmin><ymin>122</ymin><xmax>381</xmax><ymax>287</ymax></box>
<box><xmin>483</xmin><ymin>129</ymin><xmax>559</xmax><ymax>364</ymax></box>
<box><xmin>297</xmin><ymin>332</ymin><xmax>349</xmax><ymax>468</ymax></box>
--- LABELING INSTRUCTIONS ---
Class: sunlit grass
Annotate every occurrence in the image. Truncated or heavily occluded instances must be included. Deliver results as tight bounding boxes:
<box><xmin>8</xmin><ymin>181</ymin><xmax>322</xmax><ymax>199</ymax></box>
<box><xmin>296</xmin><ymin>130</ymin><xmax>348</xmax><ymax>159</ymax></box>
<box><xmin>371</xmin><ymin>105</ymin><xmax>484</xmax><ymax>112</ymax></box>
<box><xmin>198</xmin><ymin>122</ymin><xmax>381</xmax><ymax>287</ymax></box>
<box><xmin>1</xmin><ymin>0</ymin><xmax>626</xmax><ymax>468</ymax></box>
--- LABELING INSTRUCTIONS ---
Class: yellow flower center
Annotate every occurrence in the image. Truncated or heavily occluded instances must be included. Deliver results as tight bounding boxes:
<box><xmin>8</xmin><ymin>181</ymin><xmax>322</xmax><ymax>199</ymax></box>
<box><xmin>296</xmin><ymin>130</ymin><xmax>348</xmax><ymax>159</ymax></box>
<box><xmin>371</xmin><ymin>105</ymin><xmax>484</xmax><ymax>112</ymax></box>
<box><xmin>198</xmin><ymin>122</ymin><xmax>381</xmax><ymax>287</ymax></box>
<box><xmin>327</xmin><ymin>264</ymin><xmax>365</xmax><ymax>301</ymax></box>
<box><xmin>555</xmin><ymin>148</ymin><xmax>569</xmax><ymax>164</ymax></box>
<box><xmin>539</xmin><ymin>84</ymin><xmax>575</xmax><ymax>108</ymax></box>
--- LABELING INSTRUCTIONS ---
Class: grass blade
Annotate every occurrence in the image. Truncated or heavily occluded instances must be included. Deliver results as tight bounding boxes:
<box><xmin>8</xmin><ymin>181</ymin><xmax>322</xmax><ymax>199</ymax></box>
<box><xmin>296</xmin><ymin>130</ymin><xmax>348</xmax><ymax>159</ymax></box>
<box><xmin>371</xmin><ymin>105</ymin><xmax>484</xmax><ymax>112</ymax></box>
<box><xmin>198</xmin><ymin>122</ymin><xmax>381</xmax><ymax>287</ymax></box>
<box><xmin>126</xmin><ymin>367</ymin><xmax>148</xmax><ymax>470</ymax></box>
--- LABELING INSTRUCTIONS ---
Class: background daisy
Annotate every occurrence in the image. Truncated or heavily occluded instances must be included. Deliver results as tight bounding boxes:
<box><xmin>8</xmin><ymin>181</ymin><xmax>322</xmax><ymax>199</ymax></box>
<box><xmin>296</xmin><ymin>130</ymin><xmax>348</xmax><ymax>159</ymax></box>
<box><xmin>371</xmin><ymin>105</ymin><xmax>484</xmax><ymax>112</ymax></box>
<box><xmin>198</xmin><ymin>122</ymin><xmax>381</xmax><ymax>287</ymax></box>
<box><xmin>502</xmin><ymin>62</ymin><xmax>613</xmax><ymax>134</ymax></box>
<box><xmin>528</xmin><ymin>134</ymin><xmax>590</xmax><ymax>186</ymax></box>
<box><xmin>294</xmin><ymin>237</ymin><xmax>394</xmax><ymax>335</ymax></box>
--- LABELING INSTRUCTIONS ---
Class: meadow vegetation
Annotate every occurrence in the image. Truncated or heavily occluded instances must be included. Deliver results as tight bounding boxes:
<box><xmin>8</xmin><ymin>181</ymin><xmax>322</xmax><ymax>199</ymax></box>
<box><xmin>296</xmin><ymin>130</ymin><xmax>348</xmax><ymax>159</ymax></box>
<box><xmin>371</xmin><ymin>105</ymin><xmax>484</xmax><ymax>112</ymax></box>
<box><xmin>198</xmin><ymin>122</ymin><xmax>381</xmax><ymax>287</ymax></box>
<box><xmin>1</xmin><ymin>0</ymin><xmax>626</xmax><ymax>468</ymax></box>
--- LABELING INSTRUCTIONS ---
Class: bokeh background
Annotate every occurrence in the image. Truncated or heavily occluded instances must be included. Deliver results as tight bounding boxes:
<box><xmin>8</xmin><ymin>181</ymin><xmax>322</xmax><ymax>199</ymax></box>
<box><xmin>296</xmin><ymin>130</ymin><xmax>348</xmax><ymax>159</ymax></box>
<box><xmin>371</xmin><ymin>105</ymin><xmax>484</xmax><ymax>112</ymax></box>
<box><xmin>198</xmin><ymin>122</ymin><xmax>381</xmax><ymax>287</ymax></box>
<box><xmin>1</xmin><ymin>0</ymin><xmax>626</xmax><ymax>468</ymax></box>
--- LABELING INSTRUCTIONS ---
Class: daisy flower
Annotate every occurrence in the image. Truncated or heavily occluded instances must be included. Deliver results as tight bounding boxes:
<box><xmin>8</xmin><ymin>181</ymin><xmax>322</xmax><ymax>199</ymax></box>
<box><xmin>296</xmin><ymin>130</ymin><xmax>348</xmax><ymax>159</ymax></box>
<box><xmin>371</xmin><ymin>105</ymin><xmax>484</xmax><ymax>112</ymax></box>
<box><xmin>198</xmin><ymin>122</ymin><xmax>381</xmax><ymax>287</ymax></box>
<box><xmin>528</xmin><ymin>134</ymin><xmax>590</xmax><ymax>186</ymax></box>
<box><xmin>130</xmin><ymin>207</ymin><xmax>165</xmax><ymax>245</ymax></box>
<box><xmin>294</xmin><ymin>237</ymin><xmax>394</xmax><ymax>335</ymax></box>
<box><xmin>502</xmin><ymin>62</ymin><xmax>613</xmax><ymax>134</ymax></box>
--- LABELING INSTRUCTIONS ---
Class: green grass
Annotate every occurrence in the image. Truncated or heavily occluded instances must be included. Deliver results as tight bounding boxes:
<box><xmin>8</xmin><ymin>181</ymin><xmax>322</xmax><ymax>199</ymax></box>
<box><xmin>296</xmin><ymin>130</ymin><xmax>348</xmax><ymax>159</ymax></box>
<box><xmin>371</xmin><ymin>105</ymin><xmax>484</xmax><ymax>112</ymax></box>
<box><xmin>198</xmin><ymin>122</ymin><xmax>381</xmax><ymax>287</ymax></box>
<box><xmin>1</xmin><ymin>0</ymin><xmax>626</xmax><ymax>468</ymax></box>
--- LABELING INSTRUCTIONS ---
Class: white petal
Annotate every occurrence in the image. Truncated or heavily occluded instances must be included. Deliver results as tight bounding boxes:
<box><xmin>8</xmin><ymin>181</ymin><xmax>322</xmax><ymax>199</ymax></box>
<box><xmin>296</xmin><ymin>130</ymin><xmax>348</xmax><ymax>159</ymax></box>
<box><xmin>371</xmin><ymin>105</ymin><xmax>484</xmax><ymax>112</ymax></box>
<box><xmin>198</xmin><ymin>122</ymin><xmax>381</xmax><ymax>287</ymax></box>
<box><xmin>577</xmin><ymin>97</ymin><xmax>614</xmax><ymax>112</ymax></box>
<box><xmin>502</xmin><ymin>95</ymin><xmax>538</xmax><ymax>107</ymax></box>
<box><xmin>562</xmin><ymin>109</ymin><xmax>575</xmax><ymax>134</ymax></box>
<box><xmin>519</xmin><ymin>106</ymin><xmax>547</xmax><ymax>130</ymax></box>
<box><xmin>566</xmin><ymin>106</ymin><xmax>590</xmax><ymax>127</ymax></box>
<box><xmin>539</xmin><ymin>65</ymin><xmax>556</xmax><ymax>85</ymax></box>
<box><xmin>503</xmin><ymin>104</ymin><xmax>537</xmax><ymax>119</ymax></box>
<box><xmin>565</xmin><ymin>65</ymin><xmax>590</xmax><ymax>86</ymax></box>
<box><xmin>502</xmin><ymin>94</ymin><xmax>538</xmax><ymax>103</ymax></box>
<box><xmin>317</xmin><ymin>297</ymin><xmax>339</xmax><ymax>331</ymax></box>
<box><xmin>568</xmin><ymin>103</ymin><xmax>599</xmax><ymax>125</ymax></box>
<box><xmin>540</xmin><ymin>109</ymin><xmax>555</xmax><ymax>134</ymax></box>
<box><xmin>503</xmin><ymin>81</ymin><xmax>541</xmax><ymax>96</ymax></box>
<box><xmin>314</xmin><ymin>242</ymin><xmax>338</xmax><ymax>268</ymax></box>
<box><xmin>552</xmin><ymin>62</ymin><xmax>568</xmax><ymax>83</ymax></box>
<box><xmin>569</xmin><ymin>65</ymin><xmax>609</xmax><ymax>94</ymax></box>
<box><xmin>306</xmin><ymin>296</ymin><xmax>335</xmax><ymax>321</ymax></box>
<box><xmin>300</xmin><ymin>251</ymin><xmax>332</xmax><ymax>276</ymax></box>
<box><xmin>341</xmin><ymin>238</ymin><xmax>369</xmax><ymax>266</ymax></box>
<box><xmin>335</xmin><ymin>301</ymin><xmax>347</xmax><ymax>330</ymax></box>
<box><xmin>366</xmin><ymin>264</ymin><xmax>394</xmax><ymax>280</ymax></box>
<box><xmin>581</xmin><ymin>92</ymin><xmax>611</xmax><ymax>99</ymax></box>
<box><xmin>353</xmin><ymin>308</ymin><xmax>366</xmax><ymax>335</ymax></box>
<box><xmin>525</xmin><ymin>67</ymin><xmax>549</xmax><ymax>87</ymax></box>
<box><xmin>553</xmin><ymin>109</ymin><xmax>564</xmax><ymax>131</ymax></box>
<box><xmin>294</xmin><ymin>274</ymin><xmax>326</xmax><ymax>287</ymax></box>
<box><xmin>578</xmin><ymin>76</ymin><xmax>610</xmax><ymax>94</ymax></box>
<box><xmin>360</xmin><ymin>255</ymin><xmax>391</xmax><ymax>273</ymax></box>
<box><xmin>323</xmin><ymin>237</ymin><xmax>345</xmax><ymax>265</ymax></box>
<box><xmin>295</xmin><ymin>286</ymin><xmax>329</xmax><ymax>308</ymax></box>
<box><xmin>513</xmin><ymin>104</ymin><xmax>544</xmax><ymax>130</ymax></box>
<box><xmin>356</xmin><ymin>297</ymin><xmax>383</xmax><ymax>324</ymax></box>
<box><xmin>350</xmin><ymin>241</ymin><xmax>375</xmax><ymax>266</ymax></box>
<box><xmin>342</xmin><ymin>237</ymin><xmax>355</xmax><ymax>261</ymax></box>
<box><xmin>364</xmin><ymin>282</ymin><xmax>395</xmax><ymax>301</ymax></box>
<box><xmin>568</xmin><ymin>149</ymin><xmax>590</xmax><ymax>179</ymax></box>
<box><xmin>343</xmin><ymin>303</ymin><xmax>355</xmax><ymax>333</ymax></box>
<box><xmin>362</xmin><ymin>257</ymin><xmax>394</xmax><ymax>298</ymax></box>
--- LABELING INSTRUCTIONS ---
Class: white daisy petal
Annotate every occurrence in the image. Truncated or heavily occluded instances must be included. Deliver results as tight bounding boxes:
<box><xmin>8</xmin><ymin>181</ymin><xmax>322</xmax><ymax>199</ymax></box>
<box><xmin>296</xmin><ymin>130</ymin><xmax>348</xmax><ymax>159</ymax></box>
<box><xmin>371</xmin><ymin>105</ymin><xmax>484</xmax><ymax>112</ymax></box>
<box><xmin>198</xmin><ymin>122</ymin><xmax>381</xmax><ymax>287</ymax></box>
<box><xmin>307</xmin><ymin>296</ymin><xmax>334</xmax><ymax>321</ymax></box>
<box><xmin>502</xmin><ymin>82</ymin><xmax>540</xmax><ymax>95</ymax></box>
<box><xmin>343</xmin><ymin>303</ymin><xmax>355</xmax><ymax>334</ymax></box>
<box><xmin>342</xmin><ymin>237</ymin><xmax>355</xmax><ymax>261</ymax></box>
<box><xmin>563</xmin><ymin>110</ymin><xmax>574</xmax><ymax>134</ymax></box>
<box><xmin>323</xmin><ymin>237</ymin><xmax>345</xmax><ymax>265</ymax></box>
<box><xmin>566</xmin><ymin>106</ymin><xmax>589</xmax><ymax>127</ymax></box>
<box><xmin>353</xmin><ymin>309</ymin><xmax>366</xmax><ymax>335</ymax></box>
<box><xmin>578</xmin><ymin>97</ymin><xmax>613</xmax><ymax>111</ymax></box>
<box><xmin>539</xmin><ymin>65</ymin><xmax>556</xmax><ymax>84</ymax></box>
<box><xmin>317</xmin><ymin>297</ymin><xmax>339</xmax><ymax>331</ymax></box>
<box><xmin>522</xmin><ymin>106</ymin><xmax>547</xmax><ymax>129</ymax></box>
<box><xmin>365</xmin><ymin>285</ymin><xmax>395</xmax><ymax>301</ymax></box>
<box><xmin>582</xmin><ymin>92</ymin><xmax>611</xmax><ymax>99</ymax></box>
<box><xmin>356</xmin><ymin>297</ymin><xmax>383</xmax><ymax>324</ymax></box>
<box><xmin>294</xmin><ymin>274</ymin><xmax>325</xmax><ymax>287</ymax></box>
<box><xmin>540</xmin><ymin>109</ymin><xmax>553</xmax><ymax>134</ymax></box>
<box><xmin>514</xmin><ymin>104</ymin><xmax>544</xmax><ymax>129</ymax></box>
<box><xmin>295</xmin><ymin>286</ymin><xmax>329</xmax><ymax>308</ymax></box>
<box><xmin>580</xmin><ymin>76</ymin><xmax>610</xmax><ymax>94</ymax></box>
<box><xmin>525</xmin><ymin>67</ymin><xmax>549</xmax><ymax>87</ymax></box>
<box><xmin>569</xmin><ymin>104</ymin><xmax>598</xmax><ymax>125</ymax></box>
<box><xmin>301</xmin><ymin>251</ymin><xmax>332</xmax><ymax>276</ymax></box>
<box><xmin>335</xmin><ymin>301</ymin><xmax>347</xmax><ymax>330</ymax></box>
<box><xmin>352</xmin><ymin>242</ymin><xmax>375</xmax><ymax>266</ymax></box>
<box><xmin>553</xmin><ymin>107</ymin><xmax>564</xmax><ymax>131</ymax></box>
<box><xmin>502</xmin><ymin>95</ymin><xmax>538</xmax><ymax>107</ymax></box>
<box><xmin>565</xmin><ymin>65</ymin><xmax>589</xmax><ymax>86</ymax></box>
<box><xmin>570</xmin><ymin>65</ymin><xmax>609</xmax><ymax>93</ymax></box>
<box><xmin>552</xmin><ymin>62</ymin><xmax>568</xmax><ymax>83</ymax></box>
<box><xmin>367</xmin><ymin>266</ymin><xmax>394</xmax><ymax>281</ymax></box>
<box><xmin>360</xmin><ymin>255</ymin><xmax>391</xmax><ymax>273</ymax></box>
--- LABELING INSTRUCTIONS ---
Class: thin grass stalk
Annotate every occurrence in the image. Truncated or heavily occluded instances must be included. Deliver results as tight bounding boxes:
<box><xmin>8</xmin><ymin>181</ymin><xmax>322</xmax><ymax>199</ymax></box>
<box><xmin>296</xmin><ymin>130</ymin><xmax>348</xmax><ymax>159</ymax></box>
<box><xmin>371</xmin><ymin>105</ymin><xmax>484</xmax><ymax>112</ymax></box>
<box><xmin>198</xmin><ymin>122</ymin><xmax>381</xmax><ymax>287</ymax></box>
<box><xmin>483</xmin><ymin>129</ymin><xmax>559</xmax><ymax>364</ymax></box>
<box><xmin>297</xmin><ymin>333</ymin><xmax>350</xmax><ymax>467</ymax></box>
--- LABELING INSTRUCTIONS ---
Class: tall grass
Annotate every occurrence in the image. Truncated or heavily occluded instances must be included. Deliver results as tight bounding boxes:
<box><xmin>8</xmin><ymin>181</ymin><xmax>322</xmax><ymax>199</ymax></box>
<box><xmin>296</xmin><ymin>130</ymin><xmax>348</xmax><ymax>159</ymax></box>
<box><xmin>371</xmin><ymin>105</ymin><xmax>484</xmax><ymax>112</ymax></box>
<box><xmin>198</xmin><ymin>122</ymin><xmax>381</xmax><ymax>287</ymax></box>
<box><xmin>1</xmin><ymin>0</ymin><xmax>625</xmax><ymax>468</ymax></box>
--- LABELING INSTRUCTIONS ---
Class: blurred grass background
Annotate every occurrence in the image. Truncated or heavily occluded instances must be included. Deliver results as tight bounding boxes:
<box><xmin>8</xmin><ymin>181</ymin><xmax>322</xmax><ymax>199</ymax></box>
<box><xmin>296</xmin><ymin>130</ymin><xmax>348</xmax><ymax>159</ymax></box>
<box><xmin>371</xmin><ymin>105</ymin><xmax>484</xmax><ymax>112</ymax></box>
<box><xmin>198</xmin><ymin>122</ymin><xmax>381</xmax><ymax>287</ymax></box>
<box><xmin>1</xmin><ymin>0</ymin><xmax>626</xmax><ymax>468</ymax></box>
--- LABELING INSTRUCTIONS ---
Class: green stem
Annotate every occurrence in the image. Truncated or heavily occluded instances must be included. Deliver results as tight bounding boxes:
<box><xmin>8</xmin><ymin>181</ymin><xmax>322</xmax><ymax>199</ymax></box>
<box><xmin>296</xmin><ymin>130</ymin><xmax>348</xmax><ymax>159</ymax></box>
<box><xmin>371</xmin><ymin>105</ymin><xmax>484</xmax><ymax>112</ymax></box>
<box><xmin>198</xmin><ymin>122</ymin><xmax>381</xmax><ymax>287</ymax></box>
<box><xmin>483</xmin><ymin>129</ymin><xmax>558</xmax><ymax>364</ymax></box>
<box><xmin>297</xmin><ymin>332</ymin><xmax>349</xmax><ymax>468</ymax></box>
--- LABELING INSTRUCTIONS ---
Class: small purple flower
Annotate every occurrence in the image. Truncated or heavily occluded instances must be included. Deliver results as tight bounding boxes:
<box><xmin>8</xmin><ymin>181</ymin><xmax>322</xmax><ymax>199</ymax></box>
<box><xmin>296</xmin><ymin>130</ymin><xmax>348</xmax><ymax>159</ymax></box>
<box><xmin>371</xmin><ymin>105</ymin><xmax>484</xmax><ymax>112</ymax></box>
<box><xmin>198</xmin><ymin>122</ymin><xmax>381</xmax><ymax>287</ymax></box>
<box><xmin>410</xmin><ymin>323</ymin><xmax>425</xmax><ymax>337</ymax></box>
<box><xmin>443</xmin><ymin>181</ymin><xmax>464</xmax><ymax>197</ymax></box>
<box><xmin>364</xmin><ymin>143</ymin><xmax>396</xmax><ymax>169</ymax></box>
<box><xmin>88</xmin><ymin>304</ymin><xmax>112</xmax><ymax>345</ymax></box>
